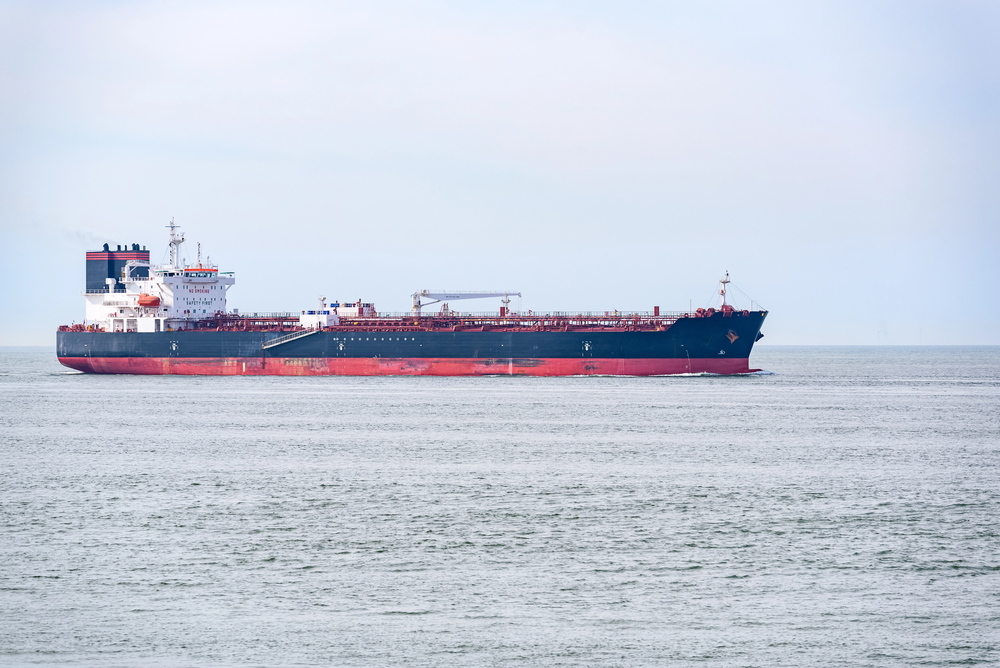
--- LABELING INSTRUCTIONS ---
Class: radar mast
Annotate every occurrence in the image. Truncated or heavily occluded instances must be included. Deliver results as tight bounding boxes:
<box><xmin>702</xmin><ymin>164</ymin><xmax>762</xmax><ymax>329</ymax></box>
<box><xmin>167</xmin><ymin>218</ymin><xmax>185</xmax><ymax>268</ymax></box>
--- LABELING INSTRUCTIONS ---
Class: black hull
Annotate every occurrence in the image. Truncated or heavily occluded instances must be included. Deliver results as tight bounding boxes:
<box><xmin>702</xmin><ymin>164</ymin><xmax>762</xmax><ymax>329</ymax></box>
<box><xmin>57</xmin><ymin>311</ymin><xmax>767</xmax><ymax>376</ymax></box>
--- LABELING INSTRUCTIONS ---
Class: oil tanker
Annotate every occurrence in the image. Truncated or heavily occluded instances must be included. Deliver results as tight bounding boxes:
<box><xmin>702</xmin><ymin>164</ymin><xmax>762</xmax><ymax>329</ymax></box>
<box><xmin>57</xmin><ymin>223</ymin><xmax>767</xmax><ymax>376</ymax></box>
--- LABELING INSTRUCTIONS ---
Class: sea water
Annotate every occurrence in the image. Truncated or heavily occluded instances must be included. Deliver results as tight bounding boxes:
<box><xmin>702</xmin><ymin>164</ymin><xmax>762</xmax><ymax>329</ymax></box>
<box><xmin>1</xmin><ymin>347</ymin><xmax>998</xmax><ymax>666</ymax></box>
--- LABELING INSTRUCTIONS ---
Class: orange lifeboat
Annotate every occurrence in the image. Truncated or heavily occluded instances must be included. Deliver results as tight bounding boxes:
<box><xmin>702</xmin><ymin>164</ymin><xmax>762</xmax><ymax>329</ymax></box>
<box><xmin>138</xmin><ymin>293</ymin><xmax>160</xmax><ymax>308</ymax></box>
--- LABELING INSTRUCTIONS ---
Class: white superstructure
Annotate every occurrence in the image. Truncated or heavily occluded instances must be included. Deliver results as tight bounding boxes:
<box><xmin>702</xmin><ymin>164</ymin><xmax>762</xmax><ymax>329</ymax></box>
<box><xmin>84</xmin><ymin>221</ymin><xmax>235</xmax><ymax>332</ymax></box>
<box><xmin>299</xmin><ymin>296</ymin><xmax>376</xmax><ymax>329</ymax></box>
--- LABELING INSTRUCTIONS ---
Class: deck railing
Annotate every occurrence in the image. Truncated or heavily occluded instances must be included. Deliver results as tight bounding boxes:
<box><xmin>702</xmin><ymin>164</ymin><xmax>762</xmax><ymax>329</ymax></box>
<box><xmin>373</xmin><ymin>311</ymin><xmax>695</xmax><ymax>319</ymax></box>
<box><xmin>261</xmin><ymin>328</ymin><xmax>321</xmax><ymax>349</ymax></box>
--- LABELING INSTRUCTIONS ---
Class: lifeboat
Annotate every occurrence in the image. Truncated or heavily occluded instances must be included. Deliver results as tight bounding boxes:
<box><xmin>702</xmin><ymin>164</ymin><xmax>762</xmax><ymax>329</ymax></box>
<box><xmin>138</xmin><ymin>293</ymin><xmax>160</xmax><ymax>308</ymax></box>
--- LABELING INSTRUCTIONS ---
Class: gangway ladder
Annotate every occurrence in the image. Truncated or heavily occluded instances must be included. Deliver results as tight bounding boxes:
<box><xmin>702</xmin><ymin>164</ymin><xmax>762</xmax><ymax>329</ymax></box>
<box><xmin>262</xmin><ymin>328</ymin><xmax>322</xmax><ymax>350</ymax></box>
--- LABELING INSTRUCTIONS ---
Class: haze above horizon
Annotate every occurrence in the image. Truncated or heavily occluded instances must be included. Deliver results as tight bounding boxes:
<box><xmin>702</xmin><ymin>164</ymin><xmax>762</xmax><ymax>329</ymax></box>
<box><xmin>1</xmin><ymin>0</ymin><xmax>997</xmax><ymax>345</ymax></box>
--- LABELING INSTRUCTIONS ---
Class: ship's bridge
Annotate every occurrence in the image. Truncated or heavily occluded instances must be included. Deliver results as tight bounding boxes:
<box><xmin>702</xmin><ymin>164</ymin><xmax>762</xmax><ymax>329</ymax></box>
<box><xmin>81</xmin><ymin>222</ymin><xmax>236</xmax><ymax>332</ymax></box>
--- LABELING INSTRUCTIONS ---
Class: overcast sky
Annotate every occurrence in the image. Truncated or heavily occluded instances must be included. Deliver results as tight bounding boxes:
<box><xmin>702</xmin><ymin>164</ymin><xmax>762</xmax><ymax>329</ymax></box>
<box><xmin>1</xmin><ymin>0</ymin><xmax>997</xmax><ymax>345</ymax></box>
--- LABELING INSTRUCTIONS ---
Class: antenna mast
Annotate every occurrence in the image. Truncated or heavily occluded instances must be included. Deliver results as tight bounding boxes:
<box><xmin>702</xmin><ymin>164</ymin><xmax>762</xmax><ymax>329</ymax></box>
<box><xmin>167</xmin><ymin>218</ymin><xmax>185</xmax><ymax>268</ymax></box>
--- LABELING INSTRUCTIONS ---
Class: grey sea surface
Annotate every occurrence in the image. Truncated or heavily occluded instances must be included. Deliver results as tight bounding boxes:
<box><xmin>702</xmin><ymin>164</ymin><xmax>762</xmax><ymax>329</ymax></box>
<box><xmin>1</xmin><ymin>346</ymin><xmax>998</xmax><ymax>667</ymax></box>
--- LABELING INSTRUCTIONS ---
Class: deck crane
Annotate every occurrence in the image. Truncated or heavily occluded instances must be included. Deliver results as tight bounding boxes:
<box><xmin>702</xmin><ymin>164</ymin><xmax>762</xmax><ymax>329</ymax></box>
<box><xmin>412</xmin><ymin>290</ymin><xmax>521</xmax><ymax>316</ymax></box>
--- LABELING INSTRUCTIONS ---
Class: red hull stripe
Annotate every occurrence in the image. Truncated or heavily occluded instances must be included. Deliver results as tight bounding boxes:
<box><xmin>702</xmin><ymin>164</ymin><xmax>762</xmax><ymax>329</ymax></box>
<box><xmin>58</xmin><ymin>357</ymin><xmax>757</xmax><ymax>376</ymax></box>
<box><xmin>85</xmin><ymin>252</ymin><xmax>150</xmax><ymax>260</ymax></box>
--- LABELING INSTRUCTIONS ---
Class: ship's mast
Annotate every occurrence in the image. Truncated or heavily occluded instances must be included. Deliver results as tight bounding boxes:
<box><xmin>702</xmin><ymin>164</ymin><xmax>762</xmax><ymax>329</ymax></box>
<box><xmin>720</xmin><ymin>271</ymin><xmax>730</xmax><ymax>307</ymax></box>
<box><xmin>167</xmin><ymin>218</ymin><xmax>185</xmax><ymax>269</ymax></box>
